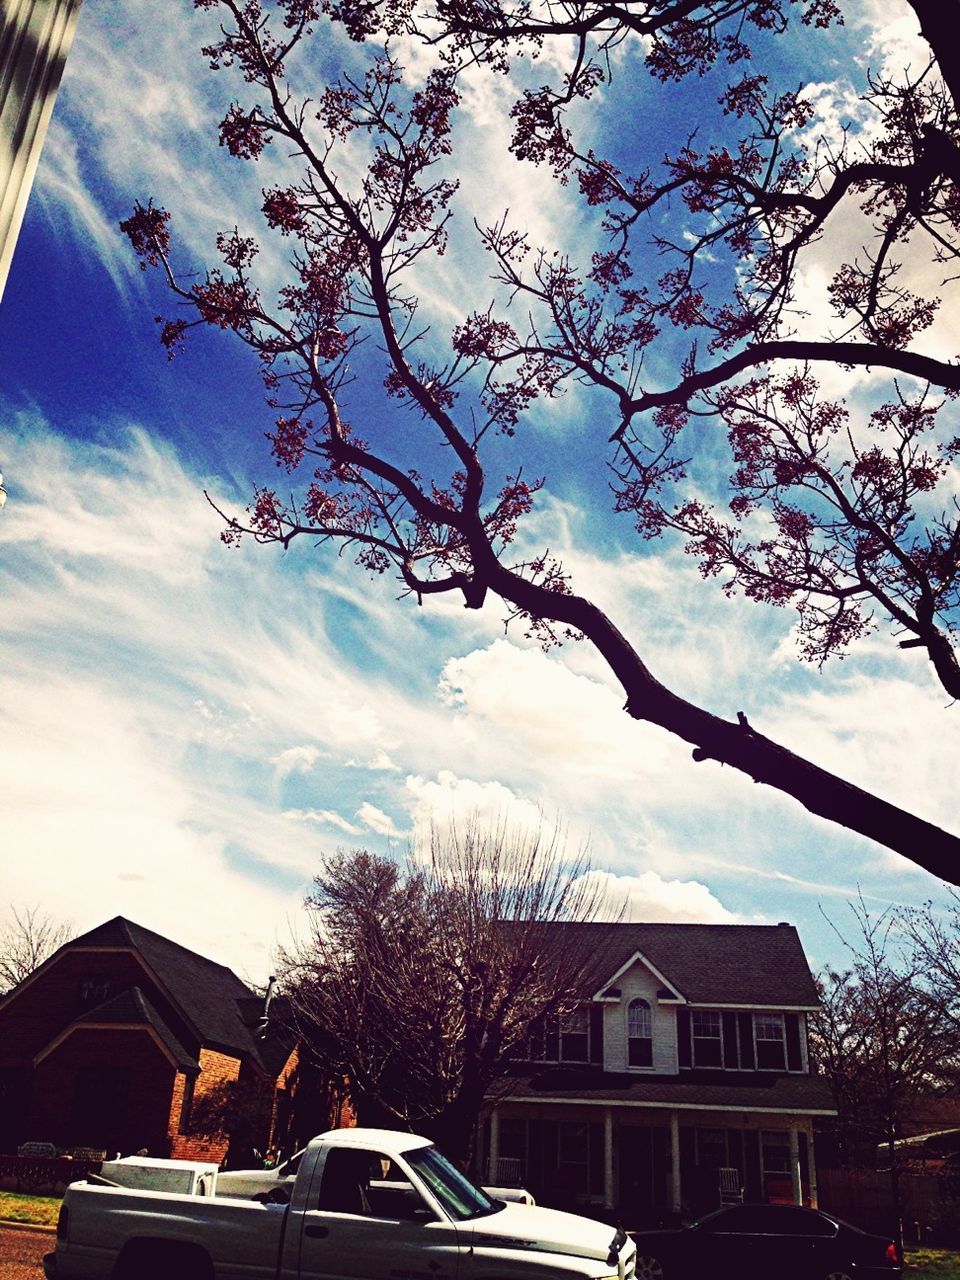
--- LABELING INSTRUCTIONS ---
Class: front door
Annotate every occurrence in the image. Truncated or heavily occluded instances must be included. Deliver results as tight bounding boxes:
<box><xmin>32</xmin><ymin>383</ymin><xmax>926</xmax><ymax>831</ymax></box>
<box><xmin>619</xmin><ymin>1127</ymin><xmax>667</xmax><ymax>1226</ymax></box>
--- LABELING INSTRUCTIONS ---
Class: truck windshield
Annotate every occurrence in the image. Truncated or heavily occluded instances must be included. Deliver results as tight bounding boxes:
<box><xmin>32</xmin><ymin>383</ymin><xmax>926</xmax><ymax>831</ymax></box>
<box><xmin>406</xmin><ymin>1146</ymin><xmax>501</xmax><ymax>1222</ymax></box>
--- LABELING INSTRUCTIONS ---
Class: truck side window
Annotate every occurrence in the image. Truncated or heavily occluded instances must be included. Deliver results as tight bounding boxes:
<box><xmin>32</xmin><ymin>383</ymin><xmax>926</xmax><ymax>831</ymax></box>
<box><xmin>316</xmin><ymin>1149</ymin><xmax>374</xmax><ymax>1216</ymax></box>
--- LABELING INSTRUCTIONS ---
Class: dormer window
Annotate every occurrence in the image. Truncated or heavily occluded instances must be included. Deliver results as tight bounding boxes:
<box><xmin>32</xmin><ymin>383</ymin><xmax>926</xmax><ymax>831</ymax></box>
<box><xmin>627</xmin><ymin>999</ymin><xmax>653</xmax><ymax>1067</ymax></box>
<box><xmin>78</xmin><ymin>975</ymin><xmax>111</xmax><ymax>1005</ymax></box>
<box><xmin>755</xmin><ymin>1012</ymin><xmax>787</xmax><ymax>1069</ymax></box>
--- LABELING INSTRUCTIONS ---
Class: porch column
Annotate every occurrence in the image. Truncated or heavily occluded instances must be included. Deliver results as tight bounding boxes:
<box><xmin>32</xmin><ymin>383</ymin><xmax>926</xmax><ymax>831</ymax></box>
<box><xmin>807</xmin><ymin>1126</ymin><xmax>818</xmax><ymax>1208</ymax></box>
<box><xmin>670</xmin><ymin>1112</ymin><xmax>681</xmax><ymax>1214</ymax></box>
<box><xmin>604</xmin><ymin>1108</ymin><xmax>614</xmax><ymax>1209</ymax></box>
<box><xmin>789</xmin><ymin>1127</ymin><xmax>801</xmax><ymax>1205</ymax></box>
<box><xmin>0</xmin><ymin>0</ymin><xmax>84</xmax><ymax>301</ymax></box>
<box><xmin>488</xmin><ymin>1107</ymin><xmax>500</xmax><ymax>1183</ymax></box>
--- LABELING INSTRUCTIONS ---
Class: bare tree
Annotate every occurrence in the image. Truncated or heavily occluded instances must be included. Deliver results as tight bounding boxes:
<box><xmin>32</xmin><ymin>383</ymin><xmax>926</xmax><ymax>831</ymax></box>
<box><xmin>0</xmin><ymin>904</ymin><xmax>72</xmax><ymax>993</ymax></box>
<box><xmin>809</xmin><ymin>898</ymin><xmax>960</xmax><ymax>1256</ymax></box>
<box><xmin>903</xmin><ymin>891</ymin><xmax>960</xmax><ymax>1055</ymax></box>
<box><xmin>278</xmin><ymin>822</ymin><xmax>613</xmax><ymax>1166</ymax></box>
<box><xmin>121</xmin><ymin>0</ymin><xmax>960</xmax><ymax>880</ymax></box>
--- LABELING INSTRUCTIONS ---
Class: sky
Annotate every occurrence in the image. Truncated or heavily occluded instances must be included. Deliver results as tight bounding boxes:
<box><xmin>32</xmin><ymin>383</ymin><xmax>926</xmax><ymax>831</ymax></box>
<box><xmin>0</xmin><ymin>0</ymin><xmax>956</xmax><ymax>986</ymax></box>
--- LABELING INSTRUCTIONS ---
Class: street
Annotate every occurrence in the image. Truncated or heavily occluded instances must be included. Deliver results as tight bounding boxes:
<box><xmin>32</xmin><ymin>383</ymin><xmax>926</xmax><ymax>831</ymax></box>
<box><xmin>0</xmin><ymin>1227</ymin><xmax>49</xmax><ymax>1280</ymax></box>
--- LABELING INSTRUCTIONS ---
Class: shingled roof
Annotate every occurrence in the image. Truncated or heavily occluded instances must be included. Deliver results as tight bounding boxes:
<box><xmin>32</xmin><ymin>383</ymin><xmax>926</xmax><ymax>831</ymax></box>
<box><xmin>66</xmin><ymin>916</ymin><xmax>267</xmax><ymax>1064</ymax></box>
<box><xmin>73</xmin><ymin>985</ymin><xmax>200</xmax><ymax>1071</ymax></box>
<box><xmin>536</xmin><ymin>921</ymin><xmax>820</xmax><ymax>1008</ymax></box>
<box><xmin>501</xmin><ymin>1065</ymin><xmax>836</xmax><ymax>1113</ymax></box>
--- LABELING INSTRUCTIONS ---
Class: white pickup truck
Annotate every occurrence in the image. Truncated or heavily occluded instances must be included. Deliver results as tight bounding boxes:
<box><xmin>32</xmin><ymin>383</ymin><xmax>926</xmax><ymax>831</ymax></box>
<box><xmin>45</xmin><ymin>1127</ymin><xmax>636</xmax><ymax>1280</ymax></box>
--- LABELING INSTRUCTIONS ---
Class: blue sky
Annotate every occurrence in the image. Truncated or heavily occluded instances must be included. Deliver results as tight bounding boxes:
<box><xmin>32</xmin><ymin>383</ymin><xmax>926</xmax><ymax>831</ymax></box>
<box><xmin>1</xmin><ymin>0</ymin><xmax>955</xmax><ymax>984</ymax></box>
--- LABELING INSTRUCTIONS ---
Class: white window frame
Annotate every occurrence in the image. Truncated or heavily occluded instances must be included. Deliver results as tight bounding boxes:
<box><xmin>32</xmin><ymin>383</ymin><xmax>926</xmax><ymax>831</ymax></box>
<box><xmin>559</xmin><ymin>1006</ymin><xmax>590</xmax><ymax>1063</ymax></box>
<box><xmin>754</xmin><ymin>1011</ymin><xmax>787</xmax><ymax>1071</ymax></box>
<box><xmin>691</xmin><ymin>1008</ymin><xmax>723</xmax><ymax>1067</ymax></box>
<box><xmin>626</xmin><ymin>998</ymin><xmax>653</xmax><ymax>1070</ymax></box>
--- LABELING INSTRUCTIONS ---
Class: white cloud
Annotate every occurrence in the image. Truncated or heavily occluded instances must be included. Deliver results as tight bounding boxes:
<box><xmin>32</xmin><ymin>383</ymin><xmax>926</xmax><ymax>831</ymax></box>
<box><xmin>405</xmin><ymin>770</ymin><xmax>547</xmax><ymax>841</ymax></box>
<box><xmin>571</xmin><ymin>869</ymin><xmax>738</xmax><ymax>924</ymax></box>
<box><xmin>0</xmin><ymin>670</ymin><xmax>298</xmax><ymax>979</ymax></box>
<box><xmin>285</xmin><ymin>809</ymin><xmax>363</xmax><ymax>835</ymax></box>
<box><xmin>272</xmin><ymin>745</ymin><xmax>324</xmax><ymax>777</ymax></box>
<box><xmin>855</xmin><ymin>1</ymin><xmax>937</xmax><ymax>82</ymax></box>
<box><xmin>345</xmin><ymin>751</ymin><xmax>401</xmax><ymax>772</ymax></box>
<box><xmin>356</xmin><ymin>802</ymin><xmax>406</xmax><ymax>838</ymax></box>
<box><xmin>438</xmin><ymin>639</ymin><xmax>674</xmax><ymax>786</ymax></box>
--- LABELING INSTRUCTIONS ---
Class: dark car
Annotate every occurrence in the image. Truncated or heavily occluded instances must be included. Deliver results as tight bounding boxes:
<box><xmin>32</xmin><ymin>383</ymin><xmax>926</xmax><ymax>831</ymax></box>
<box><xmin>631</xmin><ymin>1203</ymin><xmax>901</xmax><ymax>1280</ymax></box>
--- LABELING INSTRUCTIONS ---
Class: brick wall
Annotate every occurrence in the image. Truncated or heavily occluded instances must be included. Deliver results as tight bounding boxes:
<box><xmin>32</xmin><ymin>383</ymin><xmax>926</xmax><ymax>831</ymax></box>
<box><xmin>28</xmin><ymin>1027</ymin><xmax>177</xmax><ymax>1157</ymax></box>
<box><xmin>167</xmin><ymin>1049</ymin><xmax>242</xmax><ymax>1165</ymax></box>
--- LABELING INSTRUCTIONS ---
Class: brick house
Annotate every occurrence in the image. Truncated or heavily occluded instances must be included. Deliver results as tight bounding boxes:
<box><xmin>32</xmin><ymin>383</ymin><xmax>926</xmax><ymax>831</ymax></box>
<box><xmin>0</xmin><ymin>916</ymin><xmax>345</xmax><ymax>1163</ymax></box>
<box><xmin>484</xmin><ymin>921</ymin><xmax>836</xmax><ymax>1223</ymax></box>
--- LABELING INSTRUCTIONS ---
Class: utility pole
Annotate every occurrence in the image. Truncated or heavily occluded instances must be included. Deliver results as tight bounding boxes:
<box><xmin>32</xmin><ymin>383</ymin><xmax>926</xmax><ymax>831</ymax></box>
<box><xmin>0</xmin><ymin>0</ymin><xmax>83</xmax><ymax>302</ymax></box>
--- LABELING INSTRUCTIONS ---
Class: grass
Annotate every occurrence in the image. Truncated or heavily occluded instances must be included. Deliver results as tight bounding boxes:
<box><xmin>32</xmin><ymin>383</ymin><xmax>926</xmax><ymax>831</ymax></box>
<box><xmin>906</xmin><ymin>1249</ymin><xmax>960</xmax><ymax>1279</ymax></box>
<box><xmin>0</xmin><ymin>1190</ymin><xmax>61</xmax><ymax>1227</ymax></box>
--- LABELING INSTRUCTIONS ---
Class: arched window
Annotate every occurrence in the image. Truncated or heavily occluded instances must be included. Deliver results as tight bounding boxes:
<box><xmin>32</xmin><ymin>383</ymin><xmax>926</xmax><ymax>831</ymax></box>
<box><xmin>627</xmin><ymin>998</ymin><xmax>653</xmax><ymax>1068</ymax></box>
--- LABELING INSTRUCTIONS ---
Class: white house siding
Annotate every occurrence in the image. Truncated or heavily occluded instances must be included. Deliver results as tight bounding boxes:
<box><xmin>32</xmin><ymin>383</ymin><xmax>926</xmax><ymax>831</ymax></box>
<box><xmin>601</xmin><ymin>959</ymin><xmax>678</xmax><ymax>1075</ymax></box>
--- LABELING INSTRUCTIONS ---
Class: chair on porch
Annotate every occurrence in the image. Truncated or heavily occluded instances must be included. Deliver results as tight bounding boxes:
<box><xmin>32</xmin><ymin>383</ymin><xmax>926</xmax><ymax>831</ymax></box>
<box><xmin>718</xmin><ymin>1167</ymin><xmax>743</xmax><ymax>1206</ymax></box>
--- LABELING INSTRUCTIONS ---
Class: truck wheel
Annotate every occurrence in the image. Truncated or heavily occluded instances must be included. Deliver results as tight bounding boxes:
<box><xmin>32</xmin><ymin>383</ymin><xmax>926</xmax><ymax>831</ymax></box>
<box><xmin>113</xmin><ymin>1240</ymin><xmax>213</xmax><ymax>1280</ymax></box>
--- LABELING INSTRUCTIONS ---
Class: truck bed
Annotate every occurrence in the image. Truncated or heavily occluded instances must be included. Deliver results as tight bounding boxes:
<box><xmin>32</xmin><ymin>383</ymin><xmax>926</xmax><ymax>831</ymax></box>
<box><xmin>54</xmin><ymin>1182</ymin><xmax>288</xmax><ymax>1280</ymax></box>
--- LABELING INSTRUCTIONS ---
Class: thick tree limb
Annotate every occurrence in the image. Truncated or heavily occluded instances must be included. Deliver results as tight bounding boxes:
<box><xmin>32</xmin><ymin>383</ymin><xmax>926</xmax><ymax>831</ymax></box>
<box><xmin>482</xmin><ymin>552</ymin><xmax>960</xmax><ymax>882</ymax></box>
<box><xmin>620</xmin><ymin>341</ymin><xmax>960</xmax><ymax>428</ymax></box>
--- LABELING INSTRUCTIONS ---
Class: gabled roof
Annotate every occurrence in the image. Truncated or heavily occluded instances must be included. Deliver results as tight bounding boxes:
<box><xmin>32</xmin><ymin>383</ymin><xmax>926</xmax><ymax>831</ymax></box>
<box><xmin>69</xmin><ymin>985</ymin><xmax>199</xmax><ymax>1071</ymax></box>
<box><xmin>592</xmin><ymin>949</ymin><xmax>685</xmax><ymax>1002</ymax></box>
<box><xmin>544</xmin><ymin>921</ymin><xmax>820</xmax><ymax>1008</ymax></box>
<box><xmin>64</xmin><ymin>916</ymin><xmax>266</xmax><ymax>1063</ymax></box>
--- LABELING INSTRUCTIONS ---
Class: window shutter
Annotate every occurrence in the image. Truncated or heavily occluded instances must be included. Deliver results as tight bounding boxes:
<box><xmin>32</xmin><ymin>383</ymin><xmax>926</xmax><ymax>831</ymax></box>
<box><xmin>679</xmin><ymin>1125</ymin><xmax>695</xmax><ymax>1177</ymax></box>
<box><xmin>727</xmin><ymin>1127</ymin><xmax>744</xmax><ymax>1175</ymax></box>
<box><xmin>785</xmin><ymin>1013</ymin><xmax>802</xmax><ymax>1071</ymax></box>
<box><xmin>545</xmin><ymin>1017</ymin><xmax>560</xmax><ymax>1063</ymax></box>
<box><xmin>527</xmin><ymin>1118</ymin><xmax>544</xmax><ymax>1194</ymax></box>
<box><xmin>589</xmin><ymin>1004</ymin><xmax>604</xmax><ymax>1064</ymax></box>
<box><xmin>677</xmin><ymin>1007</ymin><xmax>691</xmax><ymax>1067</ymax></box>
<box><xmin>738</xmin><ymin>1013</ymin><xmax>755</xmax><ymax>1069</ymax></box>
<box><xmin>722</xmin><ymin>1013</ymin><xmax>739</xmax><ymax>1069</ymax></box>
<box><xmin>589</xmin><ymin>1121</ymin><xmax>605</xmax><ymax>1196</ymax></box>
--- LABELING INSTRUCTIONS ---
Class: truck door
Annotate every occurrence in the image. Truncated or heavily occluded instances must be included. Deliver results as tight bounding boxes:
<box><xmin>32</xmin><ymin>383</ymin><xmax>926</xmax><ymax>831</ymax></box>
<box><xmin>296</xmin><ymin>1146</ymin><xmax>461</xmax><ymax>1280</ymax></box>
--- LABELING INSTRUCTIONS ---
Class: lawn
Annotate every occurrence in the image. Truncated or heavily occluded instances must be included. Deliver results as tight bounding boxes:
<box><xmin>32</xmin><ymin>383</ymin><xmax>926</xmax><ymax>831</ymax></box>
<box><xmin>907</xmin><ymin>1250</ymin><xmax>960</xmax><ymax>1279</ymax></box>
<box><xmin>0</xmin><ymin>1191</ymin><xmax>60</xmax><ymax>1228</ymax></box>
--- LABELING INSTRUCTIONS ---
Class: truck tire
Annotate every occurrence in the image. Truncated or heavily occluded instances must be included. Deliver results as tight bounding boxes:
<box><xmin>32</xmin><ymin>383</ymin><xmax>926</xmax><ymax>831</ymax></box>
<box><xmin>113</xmin><ymin>1239</ymin><xmax>214</xmax><ymax>1280</ymax></box>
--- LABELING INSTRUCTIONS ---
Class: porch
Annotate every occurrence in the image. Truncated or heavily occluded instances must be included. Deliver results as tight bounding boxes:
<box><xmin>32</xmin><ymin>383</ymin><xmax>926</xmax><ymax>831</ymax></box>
<box><xmin>482</xmin><ymin>1103</ymin><xmax>818</xmax><ymax>1226</ymax></box>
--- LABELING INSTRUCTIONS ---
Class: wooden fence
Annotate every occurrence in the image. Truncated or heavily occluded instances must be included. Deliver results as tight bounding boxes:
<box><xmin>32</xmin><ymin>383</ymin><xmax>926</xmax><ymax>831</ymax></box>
<box><xmin>817</xmin><ymin>1168</ymin><xmax>958</xmax><ymax>1245</ymax></box>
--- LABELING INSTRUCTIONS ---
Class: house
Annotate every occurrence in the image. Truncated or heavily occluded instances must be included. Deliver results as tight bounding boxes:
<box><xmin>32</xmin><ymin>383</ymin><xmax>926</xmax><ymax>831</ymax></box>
<box><xmin>484</xmin><ymin>921</ymin><xmax>835</xmax><ymax>1223</ymax></box>
<box><xmin>0</xmin><ymin>916</ymin><xmax>345</xmax><ymax>1163</ymax></box>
